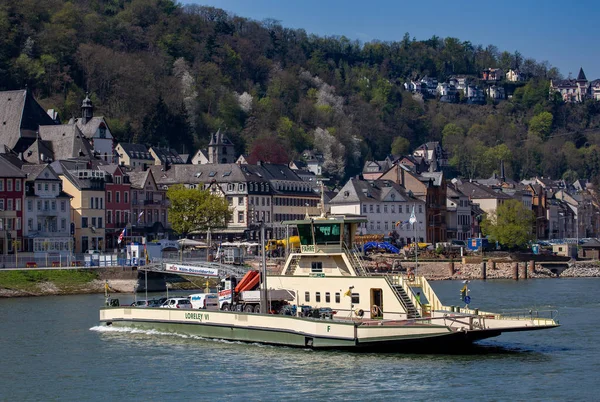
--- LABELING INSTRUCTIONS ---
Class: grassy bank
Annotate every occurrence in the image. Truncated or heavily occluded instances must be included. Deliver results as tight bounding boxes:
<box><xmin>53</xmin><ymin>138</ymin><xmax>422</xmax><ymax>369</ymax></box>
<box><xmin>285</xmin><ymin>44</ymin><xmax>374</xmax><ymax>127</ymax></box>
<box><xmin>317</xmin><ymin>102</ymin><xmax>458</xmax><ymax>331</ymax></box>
<box><xmin>0</xmin><ymin>269</ymin><xmax>100</xmax><ymax>296</ymax></box>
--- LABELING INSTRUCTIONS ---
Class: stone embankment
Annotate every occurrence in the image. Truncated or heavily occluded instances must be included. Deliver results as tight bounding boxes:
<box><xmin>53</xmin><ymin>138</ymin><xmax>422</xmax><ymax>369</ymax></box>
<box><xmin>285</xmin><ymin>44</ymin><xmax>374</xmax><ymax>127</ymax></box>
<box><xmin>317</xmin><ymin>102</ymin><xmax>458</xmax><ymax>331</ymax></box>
<box><xmin>561</xmin><ymin>261</ymin><xmax>600</xmax><ymax>277</ymax></box>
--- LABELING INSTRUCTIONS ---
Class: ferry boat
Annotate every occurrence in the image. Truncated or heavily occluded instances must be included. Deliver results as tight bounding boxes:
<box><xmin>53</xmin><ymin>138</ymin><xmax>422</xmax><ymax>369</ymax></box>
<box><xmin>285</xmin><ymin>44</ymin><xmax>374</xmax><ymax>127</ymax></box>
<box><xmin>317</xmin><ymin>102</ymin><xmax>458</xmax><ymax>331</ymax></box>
<box><xmin>99</xmin><ymin>214</ymin><xmax>559</xmax><ymax>352</ymax></box>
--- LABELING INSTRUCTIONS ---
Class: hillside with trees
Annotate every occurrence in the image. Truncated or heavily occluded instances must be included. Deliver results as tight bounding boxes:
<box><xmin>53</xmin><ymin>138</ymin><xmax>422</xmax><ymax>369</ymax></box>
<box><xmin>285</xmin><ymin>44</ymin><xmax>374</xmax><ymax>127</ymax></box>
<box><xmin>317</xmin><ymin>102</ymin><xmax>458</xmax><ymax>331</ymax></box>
<box><xmin>3</xmin><ymin>0</ymin><xmax>600</xmax><ymax>183</ymax></box>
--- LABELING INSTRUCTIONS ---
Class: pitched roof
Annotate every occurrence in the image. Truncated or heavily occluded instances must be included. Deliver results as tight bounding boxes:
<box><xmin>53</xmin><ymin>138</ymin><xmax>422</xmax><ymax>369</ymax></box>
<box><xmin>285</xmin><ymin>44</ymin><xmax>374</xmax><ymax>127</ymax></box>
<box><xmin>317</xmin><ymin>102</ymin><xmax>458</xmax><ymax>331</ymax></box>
<box><xmin>0</xmin><ymin>155</ymin><xmax>26</xmax><ymax>178</ymax></box>
<box><xmin>330</xmin><ymin>177</ymin><xmax>422</xmax><ymax>205</ymax></box>
<box><xmin>455</xmin><ymin>181</ymin><xmax>512</xmax><ymax>200</ymax></box>
<box><xmin>22</xmin><ymin>139</ymin><xmax>54</xmax><ymax>164</ymax></box>
<box><xmin>577</xmin><ymin>67</ymin><xmax>587</xmax><ymax>81</ymax></box>
<box><xmin>21</xmin><ymin>164</ymin><xmax>52</xmax><ymax>181</ymax></box>
<box><xmin>39</xmin><ymin>124</ymin><xmax>95</xmax><ymax>160</ymax></box>
<box><xmin>0</xmin><ymin>89</ymin><xmax>57</xmax><ymax>151</ymax></box>
<box><xmin>150</xmin><ymin>147</ymin><xmax>185</xmax><ymax>164</ymax></box>
<box><xmin>149</xmin><ymin>163</ymin><xmax>247</xmax><ymax>186</ymax></box>
<box><xmin>70</xmin><ymin>116</ymin><xmax>109</xmax><ymax>140</ymax></box>
<box><xmin>127</xmin><ymin>170</ymin><xmax>152</xmax><ymax>189</ymax></box>
<box><xmin>118</xmin><ymin>143</ymin><xmax>153</xmax><ymax>160</ymax></box>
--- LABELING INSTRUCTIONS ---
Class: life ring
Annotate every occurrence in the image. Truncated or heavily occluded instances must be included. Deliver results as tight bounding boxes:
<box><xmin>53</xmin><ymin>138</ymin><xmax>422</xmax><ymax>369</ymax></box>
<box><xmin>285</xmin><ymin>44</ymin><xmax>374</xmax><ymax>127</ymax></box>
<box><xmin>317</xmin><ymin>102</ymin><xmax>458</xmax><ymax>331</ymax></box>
<box><xmin>408</xmin><ymin>273</ymin><xmax>415</xmax><ymax>281</ymax></box>
<box><xmin>355</xmin><ymin>309</ymin><xmax>364</xmax><ymax>318</ymax></box>
<box><xmin>371</xmin><ymin>305</ymin><xmax>379</xmax><ymax>316</ymax></box>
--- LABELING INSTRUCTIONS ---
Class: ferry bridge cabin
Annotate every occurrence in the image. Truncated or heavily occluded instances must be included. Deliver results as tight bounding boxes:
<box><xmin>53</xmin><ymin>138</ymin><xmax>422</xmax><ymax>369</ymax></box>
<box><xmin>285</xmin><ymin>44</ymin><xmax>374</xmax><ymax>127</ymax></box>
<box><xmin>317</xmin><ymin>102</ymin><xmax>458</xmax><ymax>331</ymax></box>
<box><xmin>272</xmin><ymin>215</ymin><xmax>400</xmax><ymax>320</ymax></box>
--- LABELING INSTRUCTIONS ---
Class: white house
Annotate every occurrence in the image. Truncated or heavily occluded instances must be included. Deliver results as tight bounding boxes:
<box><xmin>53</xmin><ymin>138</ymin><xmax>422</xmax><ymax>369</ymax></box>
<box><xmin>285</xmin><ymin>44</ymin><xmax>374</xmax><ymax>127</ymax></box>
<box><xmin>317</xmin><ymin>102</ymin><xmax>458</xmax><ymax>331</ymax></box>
<box><xmin>446</xmin><ymin>183</ymin><xmax>472</xmax><ymax>241</ymax></box>
<box><xmin>329</xmin><ymin>178</ymin><xmax>426</xmax><ymax>244</ymax></box>
<box><xmin>21</xmin><ymin>164</ymin><xmax>73</xmax><ymax>254</ymax></box>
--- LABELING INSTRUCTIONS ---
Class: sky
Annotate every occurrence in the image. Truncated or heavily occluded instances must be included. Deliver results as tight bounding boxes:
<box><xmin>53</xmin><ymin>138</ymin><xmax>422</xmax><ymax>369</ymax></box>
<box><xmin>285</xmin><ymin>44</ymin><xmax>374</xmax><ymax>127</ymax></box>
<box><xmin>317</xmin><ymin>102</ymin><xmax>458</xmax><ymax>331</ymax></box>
<box><xmin>181</xmin><ymin>0</ymin><xmax>600</xmax><ymax>80</ymax></box>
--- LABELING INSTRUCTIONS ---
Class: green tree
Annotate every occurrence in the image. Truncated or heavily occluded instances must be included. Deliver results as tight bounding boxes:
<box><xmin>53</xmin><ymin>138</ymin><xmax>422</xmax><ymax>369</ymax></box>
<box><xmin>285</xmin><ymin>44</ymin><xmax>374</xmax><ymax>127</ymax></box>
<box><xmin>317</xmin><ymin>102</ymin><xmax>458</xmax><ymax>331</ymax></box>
<box><xmin>167</xmin><ymin>185</ymin><xmax>231</xmax><ymax>236</ymax></box>
<box><xmin>481</xmin><ymin>199</ymin><xmax>535</xmax><ymax>249</ymax></box>
<box><xmin>390</xmin><ymin>136</ymin><xmax>410</xmax><ymax>155</ymax></box>
<box><xmin>528</xmin><ymin>111</ymin><xmax>553</xmax><ymax>139</ymax></box>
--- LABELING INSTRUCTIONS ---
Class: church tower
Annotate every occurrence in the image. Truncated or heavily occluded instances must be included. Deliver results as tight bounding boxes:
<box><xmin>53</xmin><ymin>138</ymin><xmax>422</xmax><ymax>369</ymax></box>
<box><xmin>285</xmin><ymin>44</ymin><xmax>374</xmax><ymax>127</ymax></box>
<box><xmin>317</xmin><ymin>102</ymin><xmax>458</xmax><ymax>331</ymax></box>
<box><xmin>208</xmin><ymin>129</ymin><xmax>235</xmax><ymax>164</ymax></box>
<box><xmin>81</xmin><ymin>93</ymin><xmax>93</xmax><ymax>124</ymax></box>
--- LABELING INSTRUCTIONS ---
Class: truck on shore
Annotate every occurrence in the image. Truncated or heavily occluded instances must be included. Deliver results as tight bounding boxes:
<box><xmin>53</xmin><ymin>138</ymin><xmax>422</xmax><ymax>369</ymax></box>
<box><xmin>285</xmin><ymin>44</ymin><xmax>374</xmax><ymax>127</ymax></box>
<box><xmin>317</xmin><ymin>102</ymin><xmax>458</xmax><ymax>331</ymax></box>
<box><xmin>218</xmin><ymin>270</ymin><xmax>294</xmax><ymax>313</ymax></box>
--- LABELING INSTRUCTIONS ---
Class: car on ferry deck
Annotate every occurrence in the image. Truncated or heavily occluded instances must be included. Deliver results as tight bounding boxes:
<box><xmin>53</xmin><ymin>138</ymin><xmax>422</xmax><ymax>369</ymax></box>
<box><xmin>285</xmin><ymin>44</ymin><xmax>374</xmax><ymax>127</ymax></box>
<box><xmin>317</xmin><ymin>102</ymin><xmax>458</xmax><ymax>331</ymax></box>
<box><xmin>160</xmin><ymin>298</ymin><xmax>192</xmax><ymax>309</ymax></box>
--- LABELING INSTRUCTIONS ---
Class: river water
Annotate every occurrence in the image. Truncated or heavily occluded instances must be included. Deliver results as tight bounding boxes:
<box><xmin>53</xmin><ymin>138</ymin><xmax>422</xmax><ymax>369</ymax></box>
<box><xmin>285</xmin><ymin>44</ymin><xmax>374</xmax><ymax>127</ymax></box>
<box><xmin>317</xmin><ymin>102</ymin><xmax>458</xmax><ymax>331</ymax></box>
<box><xmin>1</xmin><ymin>278</ymin><xmax>599</xmax><ymax>401</ymax></box>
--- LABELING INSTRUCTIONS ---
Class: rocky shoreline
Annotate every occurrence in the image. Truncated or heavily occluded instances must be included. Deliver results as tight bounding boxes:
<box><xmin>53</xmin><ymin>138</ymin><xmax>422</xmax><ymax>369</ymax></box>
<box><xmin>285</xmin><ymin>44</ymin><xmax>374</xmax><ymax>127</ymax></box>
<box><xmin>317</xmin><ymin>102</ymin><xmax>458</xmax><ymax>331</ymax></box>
<box><xmin>1</xmin><ymin>260</ymin><xmax>599</xmax><ymax>298</ymax></box>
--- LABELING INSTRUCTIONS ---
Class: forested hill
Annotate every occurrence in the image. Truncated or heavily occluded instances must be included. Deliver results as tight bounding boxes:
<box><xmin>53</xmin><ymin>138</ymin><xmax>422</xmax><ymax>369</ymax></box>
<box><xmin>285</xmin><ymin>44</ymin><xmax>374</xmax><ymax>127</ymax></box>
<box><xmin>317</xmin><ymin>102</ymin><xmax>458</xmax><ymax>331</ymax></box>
<box><xmin>2</xmin><ymin>0</ymin><xmax>600</xmax><ymax>183</ymax></box>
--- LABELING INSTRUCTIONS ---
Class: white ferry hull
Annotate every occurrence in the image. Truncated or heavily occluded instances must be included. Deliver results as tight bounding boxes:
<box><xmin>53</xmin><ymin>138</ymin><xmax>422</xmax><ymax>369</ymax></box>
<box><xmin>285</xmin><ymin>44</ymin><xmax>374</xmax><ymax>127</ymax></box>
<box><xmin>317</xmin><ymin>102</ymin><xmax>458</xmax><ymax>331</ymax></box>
<box><xmin>99</xmin><ymin>307</ymin><xmax>555</xmax><ymax>351</ymax></box>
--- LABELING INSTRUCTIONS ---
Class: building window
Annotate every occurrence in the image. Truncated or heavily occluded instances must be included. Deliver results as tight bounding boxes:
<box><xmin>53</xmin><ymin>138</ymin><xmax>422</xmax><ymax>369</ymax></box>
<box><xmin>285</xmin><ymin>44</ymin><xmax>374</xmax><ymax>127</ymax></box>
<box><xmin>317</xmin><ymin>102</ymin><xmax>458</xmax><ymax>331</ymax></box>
<box><xmin>238</xmin><ymin>211</ymin><xmax>244</xmax><ymax>223</ymax></box>
<box><xmin>384</xmin><ymin>205</ymin><xmax>388</xmax><ymax>213</ymax></box>
<box><xmin>385</xmin><ymin>222</ymin><xmax>389</xmax><ymax>230</ymax></box>
<box><xmin>7</xmin><ymin>199</ymin><xmax>13</xmax><ymax>211</ymax></box>
<box><xmin>238</xmin><ymin>197</ymin><xmax>244</xmax><ymax>206</ymax></box>
<box><xmin>311</xmin><ymin>262</ymin><xmax>323</xmax><ymax>273</ymax></box>
<box><xmin>399</xmin><ymin>205</ymin><xmax>402</xmax><ymax>213</ymax></box>
<box><xmin>61</xmin><ymin>201</ymin><xmax>66</xmax><ymax>212</ymax></box>
<box><xmin>316</xmin><ymin>292</ymin><xmax>321</xmax><ymax>303</ymax></box>
<box><xmin>7</xmin><ymin>179</ymin><xmax>12</xmax><ymax>191</ymax></box>
<box><xmin>116</xmin><ymin>192</ymin><xmax>120</xmax><ymax>203</ymax></box>
<box><xmin>27</xmin><ymin>200</ymin><xmax>32</xmax><ymax>211</ymax></box>
<box><xmin>61</xmin><ymin>219</ymin><xmax>66</xmax><ymax>230</ymax></box>
<box><xmin>369</xmin><ymin>205</ymin><xmax>373</xmax><ymax>213</ymax></box>
<box><xmin>91</xmin><ymin>217</ymin><xmax>97</xmax><ymax>227</ymax></box>
<box><xmin>362</xmin><ymin>205</ymin><xmax>367</xmax><ymax>213</ymax></box>
<box><xmin>0</xmin><ymin>180</ymin><xmax>3</xmax><ymax>191</ymax></box>
<box><xmin>419</xmin><ymin>205</ymin><xmax>423</xmax><ymax>213</ymax></box>
<box><xmin>28</xmin><ymin>219</ymin><xmax>33</xmax><ymax>230</ymax></box>
<box><xmin>51</xmin><ymin>201</ymin><xmax>56</xmax><ymax>210</ymax></box>
<box><xmin>335</xmin><ymin>292</ymin><xmax>340</xmax><ymax>303</ymax></box>
<box><xmin>107</xmin><ymin>211</ymin><xmax>112</xmax><ymax>224</ymax></box>
<box><xmin>16</xmin><ymin>199</ymin><xmax>21</xmax><ymax>211</ymax></box>
<box><xmin>82</xmin><ymin>217</ymin><xmax>88</xmax><ymax>228</ymax></box>
<box><xmin>107</xmin><ymin>191</ymin><xmax>112</xmax><ymax>203</ymax></box>
<box><xmin>377</xmin><ymin>221</ymin><xmax>381</xmax><ymax>230</ymax></box>
<box><xmin>15</xmin><ymin>180</ymin><xmax>21</xmax><ymax>192</ymax></box>
<box><xmin>305</xmin><ymin>292</ymin><xmax>310</xmax><ymax>302</ymax></box>
<box><xmin>325</xmin><ymin>292</ymin><xmax>331</xmax><ymax>303</ymax></box>
<box><xmin>376</xmin><ymin>205</ymin><xmax>380</xmax><ymax>213</ymax></box>
<box><xmin>44</xmin><ymin>183</ymin><xmax>48</xmax><ymax>191</ymax></box>
<box><xmin>52</xmin><ymin>183</ymin><xmax>56</xmax><ymax>192</ymax></box>
<box><xmin>124</xmin><ymin>192</ymin><xmax>129</xmax><ymax>203</ymax></box>
<box><xmin>98</xmin><ymin>218</ymin><xmax>103</xmax><ymax>228</ymax></box>
<box><xmin>351</xmin><ymin>293</ymin><xmax>360</xmax><ymax>304</ymax></box>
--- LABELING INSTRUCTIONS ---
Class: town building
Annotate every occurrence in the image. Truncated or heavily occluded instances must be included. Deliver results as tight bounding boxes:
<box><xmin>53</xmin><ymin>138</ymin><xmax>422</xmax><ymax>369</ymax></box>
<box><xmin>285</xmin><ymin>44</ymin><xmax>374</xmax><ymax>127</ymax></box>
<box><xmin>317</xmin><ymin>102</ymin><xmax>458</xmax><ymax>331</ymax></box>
<box><xmin>149</xmin><ymin>147</ymin><xmax>185</xmax><ymax>165</ymax></box>
<box><xmin>330</xmin><ymin>177</ymin><xmax>426</xmax><ymax>244</ymax></box>
<box><xmin>68</xmin><ymin>95</ymin><xmax>114</xmax><ymax>162</ymax></box>
<box><xmin>128</xmin><ymin>169</ymin><xmax>170</xmax><ymax>242</ymax></box>
<box><xmin>506</xmin><ymin>69</ymin><xmax>525</xmax><ymax>82</ymax></box>
<box><xmin>549</xmin><ymin>67</ymin><xmax>590</xmax><ymax>103</ymax></box>
<box><xmin>52</xmin><ymin>160</ymin><xmax>106</xmax><ymax>253</ymax></box>
<box><xmin>115</xmin><ymin>143</ymin><xmax>154</xmax><ymax>169</ymax></box>
<box><xmin>482</xmin><ymin>68</ymin><xmax>504</xmax><ymax>81</ymax></box>
<box><xmin>0</xmin><ymin>156</ymin><xmax>26</xmax><ymax>254</ymax></box>
<box><xmin>37</xmin><ymin>124</ymin><xmax>96</xmax><ymax>161</ymax></box>
<box><xmin>446</xmin><ymin>183</ymin><xmax>472</xmax><ymax>241</ymax></box>
<box><xmin>99</xmin><ymin>165</ymin><xmax>131</xmax><ymax>250</ymax></box>
<box><xmin>379</xmin><ymin>164</ymin><xmax>448</xmax><ymax>243</ymax></box>
<box><xmin>21</xmin><ymin>164</ymin><xmax>73</xmax><ymax>254</ymax></box>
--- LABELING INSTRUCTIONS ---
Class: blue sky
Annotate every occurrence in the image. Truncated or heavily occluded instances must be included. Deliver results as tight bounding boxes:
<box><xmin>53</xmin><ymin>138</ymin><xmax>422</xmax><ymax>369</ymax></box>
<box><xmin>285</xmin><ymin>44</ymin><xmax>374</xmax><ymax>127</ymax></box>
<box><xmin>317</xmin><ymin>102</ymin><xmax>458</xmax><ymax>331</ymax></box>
<box><xmin>181</xmin><ymin>0</ymin><xmax>600</xmax><ymax>80</ymax></box>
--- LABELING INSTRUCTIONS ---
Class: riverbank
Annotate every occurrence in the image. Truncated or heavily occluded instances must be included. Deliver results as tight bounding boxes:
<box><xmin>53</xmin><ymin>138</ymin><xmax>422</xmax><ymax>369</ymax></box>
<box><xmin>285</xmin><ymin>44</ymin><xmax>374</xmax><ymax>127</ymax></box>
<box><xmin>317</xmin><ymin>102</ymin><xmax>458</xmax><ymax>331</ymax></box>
<box><xmin>2</xmin><ymin>260</ymin><xmax>600</xmax><ymax>298</ymax></box>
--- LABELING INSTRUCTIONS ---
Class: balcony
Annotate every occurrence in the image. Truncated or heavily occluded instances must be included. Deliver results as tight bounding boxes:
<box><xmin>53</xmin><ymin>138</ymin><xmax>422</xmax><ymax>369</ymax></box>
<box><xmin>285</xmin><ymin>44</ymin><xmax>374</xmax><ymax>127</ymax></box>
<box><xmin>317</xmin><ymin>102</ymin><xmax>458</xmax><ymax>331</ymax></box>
<box><xmin>143</xmin><ymin>199</ymin><xmax>163</xmax><ymax>205</ymax></box>
<box><xmin>37</xmin><ymin>209</ymin><xmax>58</xmax><ymax>216</ymax></box>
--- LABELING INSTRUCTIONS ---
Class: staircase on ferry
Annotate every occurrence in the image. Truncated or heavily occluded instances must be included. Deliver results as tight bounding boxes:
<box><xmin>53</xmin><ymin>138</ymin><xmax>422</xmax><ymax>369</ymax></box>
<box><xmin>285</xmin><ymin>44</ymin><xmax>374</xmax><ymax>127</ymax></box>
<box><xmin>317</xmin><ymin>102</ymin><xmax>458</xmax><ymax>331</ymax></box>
<box><xmin>391</xmin><ymin>283</ymin><xmax>420</xmax><ymax>318</ymax></box>
<box><xmin>343</xmin><ymin>243</ymin><xmax>368</xmax><ymax>276</ymax></box>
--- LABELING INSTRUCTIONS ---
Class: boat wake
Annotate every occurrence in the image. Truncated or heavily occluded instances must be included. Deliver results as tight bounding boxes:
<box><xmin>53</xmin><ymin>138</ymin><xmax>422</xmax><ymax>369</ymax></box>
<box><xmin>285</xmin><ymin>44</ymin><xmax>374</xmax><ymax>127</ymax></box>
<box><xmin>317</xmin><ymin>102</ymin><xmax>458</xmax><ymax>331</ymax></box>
<box><xmin>89</xmin><ymin>325</ymin><xmax>287</xmax><ymax>349</ymax></box>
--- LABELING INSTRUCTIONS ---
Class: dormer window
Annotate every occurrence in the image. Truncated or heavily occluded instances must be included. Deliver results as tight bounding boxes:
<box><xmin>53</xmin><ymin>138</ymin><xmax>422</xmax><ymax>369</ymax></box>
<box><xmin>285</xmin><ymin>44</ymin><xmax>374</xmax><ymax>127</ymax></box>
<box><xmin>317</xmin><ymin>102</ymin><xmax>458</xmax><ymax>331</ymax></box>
<box><xmin>99</xmin><ymin>125</ymin><xmax>107</xmax><ymax>139</ymax></box>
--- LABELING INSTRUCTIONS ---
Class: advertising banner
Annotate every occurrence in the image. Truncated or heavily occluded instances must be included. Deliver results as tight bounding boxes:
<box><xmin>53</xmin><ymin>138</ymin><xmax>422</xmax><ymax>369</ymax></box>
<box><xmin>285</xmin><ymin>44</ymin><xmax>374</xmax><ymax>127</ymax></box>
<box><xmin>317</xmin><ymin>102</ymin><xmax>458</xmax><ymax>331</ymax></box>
<box><xmin>165</xmin><ymin>264</ymin><xmax>219</xmax><ymax>277</ymax></box>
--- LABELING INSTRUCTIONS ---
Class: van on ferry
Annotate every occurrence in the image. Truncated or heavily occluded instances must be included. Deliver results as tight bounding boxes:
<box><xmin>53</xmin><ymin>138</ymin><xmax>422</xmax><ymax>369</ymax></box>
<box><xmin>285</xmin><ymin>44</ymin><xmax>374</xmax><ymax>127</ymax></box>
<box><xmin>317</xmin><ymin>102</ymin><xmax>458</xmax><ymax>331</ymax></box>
<box><xmin>189</xmin><ymin>293</ymin><xmax>219</xmax><ymax>310</ymax></box>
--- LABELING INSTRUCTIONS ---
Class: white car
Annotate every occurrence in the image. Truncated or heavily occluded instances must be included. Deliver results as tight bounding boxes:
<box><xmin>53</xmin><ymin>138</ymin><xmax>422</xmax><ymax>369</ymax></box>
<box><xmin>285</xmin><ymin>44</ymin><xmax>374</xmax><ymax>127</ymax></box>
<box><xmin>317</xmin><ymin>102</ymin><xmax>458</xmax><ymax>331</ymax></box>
<box><xmin>160</xmin><ymin>298</ymin><xmax>192</xmax><ymax>309</ymax></box>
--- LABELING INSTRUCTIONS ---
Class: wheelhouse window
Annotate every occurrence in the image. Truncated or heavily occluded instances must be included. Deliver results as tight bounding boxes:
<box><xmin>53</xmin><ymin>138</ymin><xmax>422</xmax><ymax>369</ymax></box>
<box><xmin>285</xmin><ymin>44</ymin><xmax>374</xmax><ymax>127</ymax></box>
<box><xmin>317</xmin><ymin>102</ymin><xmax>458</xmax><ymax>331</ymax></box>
<box><xmin>311</xmin><ymin>262</ymin><xmax>323</xmax><ymax>273</ymax></box>
<box><xmin>313</xmin><ymin>223</ymin><xmax>341</xmax><ymax>245</ymax></box>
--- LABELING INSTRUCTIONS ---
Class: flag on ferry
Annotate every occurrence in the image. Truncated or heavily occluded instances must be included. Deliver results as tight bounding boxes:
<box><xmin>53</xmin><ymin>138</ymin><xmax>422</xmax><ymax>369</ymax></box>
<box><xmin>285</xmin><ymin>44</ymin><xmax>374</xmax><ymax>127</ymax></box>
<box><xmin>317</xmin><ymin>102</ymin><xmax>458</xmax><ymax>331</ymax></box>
<box><xmin>343</xmin><ymin>289</ymin><xmax>351</xmax><ymax>297</ymax></box>
<box><xmin>137</xmin><ymin>211</ymin><xmax>144</xmax><ymax>224</ymax></box>
<box><xmin>117</xmin><ymin>227</ymin><xmax>126</xmax><ymax>244</ymax></box>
